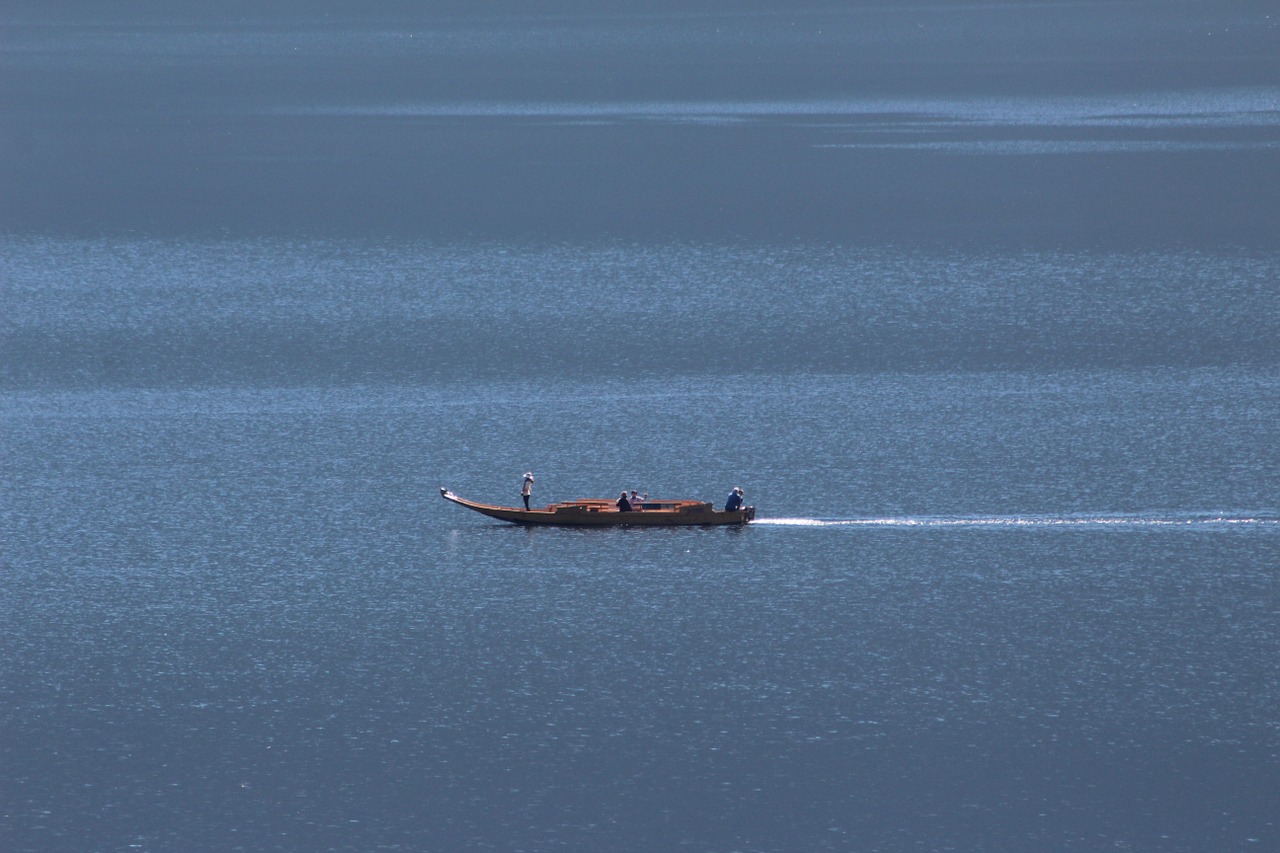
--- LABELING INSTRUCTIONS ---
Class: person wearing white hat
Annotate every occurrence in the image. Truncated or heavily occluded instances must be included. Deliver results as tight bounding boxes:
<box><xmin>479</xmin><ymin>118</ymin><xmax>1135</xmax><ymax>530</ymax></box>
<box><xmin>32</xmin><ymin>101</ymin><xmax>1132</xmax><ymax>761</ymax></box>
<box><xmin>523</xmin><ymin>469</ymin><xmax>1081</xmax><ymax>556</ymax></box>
<box><xmin>521</xmin><ymin>472</ymin><xmax>535</xmax><ymax>510</ymax></box>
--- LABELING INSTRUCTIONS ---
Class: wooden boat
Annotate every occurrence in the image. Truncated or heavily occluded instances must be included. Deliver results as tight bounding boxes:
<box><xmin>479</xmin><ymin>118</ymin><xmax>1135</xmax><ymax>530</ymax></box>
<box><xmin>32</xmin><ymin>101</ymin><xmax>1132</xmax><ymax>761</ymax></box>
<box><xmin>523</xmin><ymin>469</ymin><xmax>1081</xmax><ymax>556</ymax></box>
<box><xmin>440</xmin><ymin>487</ymin><xmax>754</xmax><ymax>527</ymax></box>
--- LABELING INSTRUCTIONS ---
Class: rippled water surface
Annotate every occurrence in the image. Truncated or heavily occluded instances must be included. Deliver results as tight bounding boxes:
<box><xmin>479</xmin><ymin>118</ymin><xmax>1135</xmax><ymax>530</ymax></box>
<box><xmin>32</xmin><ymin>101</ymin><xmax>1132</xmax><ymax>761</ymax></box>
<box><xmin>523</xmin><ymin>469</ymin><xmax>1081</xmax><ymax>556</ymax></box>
<box><xmin>4</xmin><ymin>3</ymin><xmax>1280</xmax><ymax>851</ymax></box>
<box><xmin>5</xmin><ymin>315</ymin><xmax>1278</xmax><ymax>851</ymax></box>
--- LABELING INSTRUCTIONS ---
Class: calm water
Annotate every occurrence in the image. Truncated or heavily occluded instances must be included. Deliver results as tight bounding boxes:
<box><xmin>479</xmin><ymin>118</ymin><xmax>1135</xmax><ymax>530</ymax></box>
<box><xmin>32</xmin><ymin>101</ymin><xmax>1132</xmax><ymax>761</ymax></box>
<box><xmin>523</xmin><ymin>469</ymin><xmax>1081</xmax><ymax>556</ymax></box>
<box><xmin>4</xmin><ymin>4</ymin><xmax>1280</xmax><ymax>852</ymax></box>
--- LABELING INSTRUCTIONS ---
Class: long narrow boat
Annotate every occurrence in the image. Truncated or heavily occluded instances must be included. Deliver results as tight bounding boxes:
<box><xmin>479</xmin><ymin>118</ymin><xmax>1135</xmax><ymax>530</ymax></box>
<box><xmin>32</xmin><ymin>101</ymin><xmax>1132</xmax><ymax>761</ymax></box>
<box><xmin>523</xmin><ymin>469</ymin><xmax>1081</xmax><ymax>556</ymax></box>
<box><xmin>440</xmin><ymin>487</ymin><xmax>754</xmax><ymax>527</ymax></box>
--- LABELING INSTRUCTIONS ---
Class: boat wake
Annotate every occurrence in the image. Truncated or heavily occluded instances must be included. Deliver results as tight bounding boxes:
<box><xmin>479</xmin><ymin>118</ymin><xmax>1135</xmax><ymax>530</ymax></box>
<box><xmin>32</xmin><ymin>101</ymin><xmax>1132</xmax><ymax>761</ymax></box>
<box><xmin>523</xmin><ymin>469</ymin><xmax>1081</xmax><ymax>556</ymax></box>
<box><xmin>754</xmin><ymin>512</ymin><xmax>1279</xmax><ymax>529</ymax></box>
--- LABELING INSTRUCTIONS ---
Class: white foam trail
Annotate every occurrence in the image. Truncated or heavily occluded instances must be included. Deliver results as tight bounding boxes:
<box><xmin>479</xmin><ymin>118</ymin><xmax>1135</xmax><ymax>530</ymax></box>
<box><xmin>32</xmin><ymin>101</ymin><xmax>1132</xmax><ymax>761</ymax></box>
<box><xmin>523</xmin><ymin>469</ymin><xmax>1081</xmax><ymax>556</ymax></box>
<box><xmin>754</xmin><ymin>514</ymin><xmax>1279</xmax><ymax>529</ymax></box>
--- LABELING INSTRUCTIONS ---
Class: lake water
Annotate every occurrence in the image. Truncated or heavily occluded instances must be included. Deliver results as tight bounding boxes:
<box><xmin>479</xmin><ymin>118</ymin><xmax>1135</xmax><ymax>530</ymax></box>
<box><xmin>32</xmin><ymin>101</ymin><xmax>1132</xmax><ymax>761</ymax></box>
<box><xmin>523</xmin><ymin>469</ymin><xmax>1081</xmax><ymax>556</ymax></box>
<box><xmin>3</xmin><ymin>4</ymin><xmax>1279</xmax><ymax>852</ymax></box>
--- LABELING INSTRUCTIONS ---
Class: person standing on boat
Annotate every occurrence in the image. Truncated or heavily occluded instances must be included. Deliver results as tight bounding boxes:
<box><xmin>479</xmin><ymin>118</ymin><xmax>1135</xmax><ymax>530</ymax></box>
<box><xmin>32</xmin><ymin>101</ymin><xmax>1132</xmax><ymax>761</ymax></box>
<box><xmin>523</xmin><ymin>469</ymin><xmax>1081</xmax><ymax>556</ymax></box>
<box><xmin>521</xmin><ymin>472</ymin><xmax>535</xmax><ymax>510</ymax></box>
<box><xmin>616</xmin><ymin>491</ymin><xmax>633</xmax><ymax>512</ymax></box>
<box><xmin>725</xmin><ymin>487</ymin><xmax>744</xmax><ymax>512</ymax></box>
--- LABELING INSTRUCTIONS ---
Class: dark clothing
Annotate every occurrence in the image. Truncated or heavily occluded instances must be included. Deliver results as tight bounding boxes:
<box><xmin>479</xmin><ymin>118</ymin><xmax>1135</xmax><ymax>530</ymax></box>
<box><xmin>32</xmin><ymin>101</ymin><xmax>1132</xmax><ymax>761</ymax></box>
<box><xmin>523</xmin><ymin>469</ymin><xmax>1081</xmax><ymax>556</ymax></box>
<box><xmin>523</xmin><ymin>495</ymin><xmax>530</xmax><ymax>510</ymax></box>
<box><xmin>725</xmin><ymin>492</ymin><xmax>743</xmax><ymax>512</ymax></box>
<box><xmin>616</xmin><ymin>496</ymin><xmax>633</xmax><ymax>512</ymax></box>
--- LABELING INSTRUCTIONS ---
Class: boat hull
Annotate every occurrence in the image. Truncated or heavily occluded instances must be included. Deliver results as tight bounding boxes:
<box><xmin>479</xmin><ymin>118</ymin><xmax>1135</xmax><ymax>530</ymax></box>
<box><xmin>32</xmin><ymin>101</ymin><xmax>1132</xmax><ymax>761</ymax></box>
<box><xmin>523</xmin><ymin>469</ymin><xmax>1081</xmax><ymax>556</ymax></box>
<box><xmin>440</xmin><ymin>488</ymin><xmax>754</xmax><ymax>527</ymax></box>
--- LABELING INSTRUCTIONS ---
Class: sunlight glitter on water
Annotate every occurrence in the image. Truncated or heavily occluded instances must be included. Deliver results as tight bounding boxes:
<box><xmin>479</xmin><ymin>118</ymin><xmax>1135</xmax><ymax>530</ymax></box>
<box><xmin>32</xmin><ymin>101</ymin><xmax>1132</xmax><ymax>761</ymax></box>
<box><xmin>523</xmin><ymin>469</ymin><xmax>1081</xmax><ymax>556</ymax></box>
<box><xmin>300</xmin><ymin>87</ymin><xmax>1280</xmax><ymax>127</ymax></box>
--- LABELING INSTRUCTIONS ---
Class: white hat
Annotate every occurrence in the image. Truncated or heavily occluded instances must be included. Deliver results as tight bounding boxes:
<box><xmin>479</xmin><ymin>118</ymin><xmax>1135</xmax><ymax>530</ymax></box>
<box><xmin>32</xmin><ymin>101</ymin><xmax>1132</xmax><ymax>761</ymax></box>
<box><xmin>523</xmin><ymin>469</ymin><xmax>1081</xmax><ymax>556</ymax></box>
<box><xmin>524</xmin><ymin>472</ymin><xmax>534</xmax><ymax>479</ymax></box>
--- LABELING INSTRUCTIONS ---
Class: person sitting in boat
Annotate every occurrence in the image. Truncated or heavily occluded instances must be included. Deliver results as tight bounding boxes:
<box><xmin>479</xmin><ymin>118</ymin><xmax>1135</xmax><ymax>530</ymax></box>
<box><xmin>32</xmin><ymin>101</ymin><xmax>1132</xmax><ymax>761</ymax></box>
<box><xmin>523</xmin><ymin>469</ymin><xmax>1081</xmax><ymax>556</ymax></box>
<box><xmin>725</xmin><ymin>487</ymin><xmax>744</xmax><ymax>512</ymax></box>
<box><xmin>616</xmin><ymin>491</ymin><xmax>633</xmax><ymax>512</ymax></box>
<box><xmin>629</xmin><ymin>490</ymin><xmax>644</xmax><ymax>510</ymax></box>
